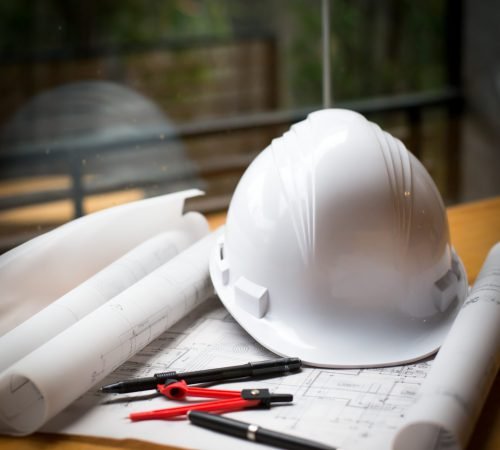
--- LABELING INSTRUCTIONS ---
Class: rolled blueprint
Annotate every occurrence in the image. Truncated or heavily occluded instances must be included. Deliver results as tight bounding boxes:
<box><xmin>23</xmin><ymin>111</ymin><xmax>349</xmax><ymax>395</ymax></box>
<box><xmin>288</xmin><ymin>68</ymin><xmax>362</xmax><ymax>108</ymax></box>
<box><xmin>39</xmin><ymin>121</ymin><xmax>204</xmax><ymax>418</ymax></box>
<box><xmin>0</xmin><ymin>230</ymin><xmax>217</xmax><ymax>435</ymax></box>
<box><xmin>0</xmin><ymin>211</ymin><xmax>208</xmax><ymax>372</ymax></box>
<box><xmin>0</xmin><ymin>189</ymin><xmax>203</xmax><ymax>335</ymax></box>
<box><xmin>393</xmin><ymin>242</ymin><xmax>500</xmax><ymax>450</ymax></box>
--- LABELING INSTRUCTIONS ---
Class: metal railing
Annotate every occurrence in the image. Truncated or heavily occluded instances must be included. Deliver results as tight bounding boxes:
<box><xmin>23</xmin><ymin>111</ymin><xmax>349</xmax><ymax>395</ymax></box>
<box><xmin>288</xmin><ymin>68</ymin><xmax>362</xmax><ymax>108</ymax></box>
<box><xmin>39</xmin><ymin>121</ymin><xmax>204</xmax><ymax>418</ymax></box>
<box><xmin>0</xmin><ymin>86</ymin><xmax>463</xmax><ymax>219</ymax></box>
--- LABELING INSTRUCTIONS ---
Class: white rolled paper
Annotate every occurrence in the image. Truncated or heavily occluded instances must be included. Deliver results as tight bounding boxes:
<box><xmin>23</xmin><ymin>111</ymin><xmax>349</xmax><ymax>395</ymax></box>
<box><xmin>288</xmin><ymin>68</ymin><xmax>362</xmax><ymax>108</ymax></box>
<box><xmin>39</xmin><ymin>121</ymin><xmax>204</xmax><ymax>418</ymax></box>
<box><xmin>0</xmin><ymin>211</ymin><xmax>207</xmax><ymax>372</ymax></box>
<box><xmin>0</xmin><ymin>231</ymin><xmax>217</xmax><ymax>435</ymax></box>
<box><xmin>0</xmin><ymin>189</ymin><xmax>203</xmax><ymax>335</ymax></box>
<box><xmin>393</xmin><ymin>243</ymin><xmax>500</xmax><ymax>450</ymax></box>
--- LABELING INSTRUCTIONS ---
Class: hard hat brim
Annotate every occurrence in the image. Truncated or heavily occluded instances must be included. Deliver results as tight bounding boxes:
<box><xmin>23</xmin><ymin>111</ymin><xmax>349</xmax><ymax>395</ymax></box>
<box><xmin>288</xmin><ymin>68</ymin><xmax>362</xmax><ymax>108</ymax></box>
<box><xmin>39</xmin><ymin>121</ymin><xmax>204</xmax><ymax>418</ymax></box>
<box><xmin>209</xmin><ymin>228</ymin><xmax>468</xmax><ymax>368</ymax></box>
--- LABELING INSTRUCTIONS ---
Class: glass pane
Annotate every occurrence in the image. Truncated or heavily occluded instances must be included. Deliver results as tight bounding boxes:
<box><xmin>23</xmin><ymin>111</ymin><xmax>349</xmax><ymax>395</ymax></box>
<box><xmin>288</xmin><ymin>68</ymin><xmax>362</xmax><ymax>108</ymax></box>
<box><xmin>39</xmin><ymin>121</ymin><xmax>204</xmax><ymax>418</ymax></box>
<box><xmin>0</xmin><ymin>0</ymin><xmax>498</xmax><ymax>252</ymax></box>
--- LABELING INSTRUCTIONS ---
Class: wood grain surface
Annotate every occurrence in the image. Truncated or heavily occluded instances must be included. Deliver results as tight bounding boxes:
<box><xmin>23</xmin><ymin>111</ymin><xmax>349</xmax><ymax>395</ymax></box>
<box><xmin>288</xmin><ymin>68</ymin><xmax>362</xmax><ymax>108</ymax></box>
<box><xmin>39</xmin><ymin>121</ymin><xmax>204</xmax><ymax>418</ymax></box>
<box><xmin>1</xmin><ymin>197</ymin><xmax>499</xmax><ymax>450</ymax></box>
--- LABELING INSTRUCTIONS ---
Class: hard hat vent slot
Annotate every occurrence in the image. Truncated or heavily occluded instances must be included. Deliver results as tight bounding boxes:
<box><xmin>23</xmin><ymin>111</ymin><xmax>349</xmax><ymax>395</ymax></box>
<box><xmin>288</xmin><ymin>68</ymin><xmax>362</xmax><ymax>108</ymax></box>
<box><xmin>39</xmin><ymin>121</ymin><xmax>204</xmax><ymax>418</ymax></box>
<box><xmin>451</xmin><ymin>253</ymin><xmax>462</xmax><ymax>281</ymax></box>
<box><xmin>216</xmin><ymin>237</ymin><xmax>229</xmax><ymax>285</ymax></box>
<box><xmin>234</xmin><ymin>277</ymin><xmax>269</xmax><ymax>318</ymax></box>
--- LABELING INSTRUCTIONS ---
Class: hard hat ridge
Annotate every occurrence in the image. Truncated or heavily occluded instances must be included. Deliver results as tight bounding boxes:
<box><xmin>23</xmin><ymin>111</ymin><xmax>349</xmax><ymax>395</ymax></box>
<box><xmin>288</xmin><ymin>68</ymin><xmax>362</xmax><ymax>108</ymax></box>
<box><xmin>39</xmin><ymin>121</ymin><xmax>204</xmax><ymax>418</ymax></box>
<box><xmin>270</xmin><ymin>117</ymin><xmax>318</xmax><ymax>265</ymax></box>
<box><xmin>370</xmin><ymin>122</ymin><xmax>414</xmax><ymax>255</ymax></box>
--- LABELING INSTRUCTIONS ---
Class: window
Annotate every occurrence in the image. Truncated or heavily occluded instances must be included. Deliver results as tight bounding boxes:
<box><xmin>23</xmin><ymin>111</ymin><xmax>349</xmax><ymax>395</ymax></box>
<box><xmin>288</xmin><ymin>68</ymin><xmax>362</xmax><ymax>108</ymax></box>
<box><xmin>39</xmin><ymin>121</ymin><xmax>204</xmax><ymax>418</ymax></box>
<box><xmin>0</xmin><ymin>0</ymin><xmax>498</xmax><ymax>252</ymax></box>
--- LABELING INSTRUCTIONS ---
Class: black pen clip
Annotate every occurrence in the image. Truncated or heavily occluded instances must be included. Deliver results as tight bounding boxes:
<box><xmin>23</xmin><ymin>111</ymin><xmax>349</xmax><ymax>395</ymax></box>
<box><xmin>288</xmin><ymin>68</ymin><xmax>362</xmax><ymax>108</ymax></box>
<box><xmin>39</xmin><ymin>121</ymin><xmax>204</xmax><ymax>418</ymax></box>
<box><xmin>241</xmin><ymin>389</ymin><xmax>293</xmax><ymax>408</ymax></box>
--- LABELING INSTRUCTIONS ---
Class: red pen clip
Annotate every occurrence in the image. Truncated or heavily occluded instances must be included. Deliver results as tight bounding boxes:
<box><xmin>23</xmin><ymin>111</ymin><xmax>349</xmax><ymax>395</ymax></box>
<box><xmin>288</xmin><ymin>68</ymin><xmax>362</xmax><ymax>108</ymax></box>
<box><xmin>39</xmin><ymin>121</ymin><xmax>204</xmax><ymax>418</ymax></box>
<box><xmin>129</xmin><ymin>380</ymin><xmax>293</xmax><ymax>421</ymax></box>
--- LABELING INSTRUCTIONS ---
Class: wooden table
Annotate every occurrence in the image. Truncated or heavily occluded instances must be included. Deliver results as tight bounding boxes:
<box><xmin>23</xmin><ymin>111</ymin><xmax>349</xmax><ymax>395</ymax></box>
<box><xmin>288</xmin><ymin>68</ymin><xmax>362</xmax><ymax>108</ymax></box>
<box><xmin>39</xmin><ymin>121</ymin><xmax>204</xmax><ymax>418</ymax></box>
<box><xmin>1</xmin><ymin>196</ymin><xmax>499</xmax><ymax>450</ymax></box>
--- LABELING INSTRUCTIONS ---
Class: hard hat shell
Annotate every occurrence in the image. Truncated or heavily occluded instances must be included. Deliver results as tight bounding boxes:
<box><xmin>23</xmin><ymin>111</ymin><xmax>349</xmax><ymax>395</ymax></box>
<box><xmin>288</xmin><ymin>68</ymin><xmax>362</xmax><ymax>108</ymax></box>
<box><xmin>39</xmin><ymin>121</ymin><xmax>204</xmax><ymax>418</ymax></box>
<box><xmin>210</xmin><ymin>109</ymin><xmax>467</xmax><ymax>368</ymax></box>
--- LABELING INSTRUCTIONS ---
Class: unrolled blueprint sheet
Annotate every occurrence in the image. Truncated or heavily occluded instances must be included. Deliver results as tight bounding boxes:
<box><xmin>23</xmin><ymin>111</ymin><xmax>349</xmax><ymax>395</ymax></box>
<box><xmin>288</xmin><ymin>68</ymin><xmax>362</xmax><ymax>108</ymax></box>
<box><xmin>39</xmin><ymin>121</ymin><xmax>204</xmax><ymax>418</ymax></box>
<box><xmin>42</xmin><ymin>297</ymin><xmax>431</xmax><ymax>450</ymax></box>
<box><xmin>41</xmin><ymin>244</ymin><xmax>500</xmax><ymax>450</ymax></box>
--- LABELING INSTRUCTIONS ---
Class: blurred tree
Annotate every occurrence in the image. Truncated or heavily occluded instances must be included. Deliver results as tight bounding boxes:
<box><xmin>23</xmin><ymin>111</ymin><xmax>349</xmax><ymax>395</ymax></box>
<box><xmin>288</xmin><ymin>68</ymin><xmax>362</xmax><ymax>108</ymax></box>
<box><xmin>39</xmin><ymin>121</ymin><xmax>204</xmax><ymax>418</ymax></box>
<box><xmin>0</xmin><ymin>0</ymin><xmax>448</xmax><ymax>110</ymax></box>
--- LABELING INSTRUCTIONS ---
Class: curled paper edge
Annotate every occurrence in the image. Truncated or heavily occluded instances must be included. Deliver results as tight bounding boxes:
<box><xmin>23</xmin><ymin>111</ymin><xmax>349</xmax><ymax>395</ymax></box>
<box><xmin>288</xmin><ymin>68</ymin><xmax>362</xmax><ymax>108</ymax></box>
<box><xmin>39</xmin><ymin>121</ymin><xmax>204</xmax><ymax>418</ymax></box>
<box><xmin>393</xmin><ymin>243</ymin><xmax>500</xmax><ymax>450</ymax></box>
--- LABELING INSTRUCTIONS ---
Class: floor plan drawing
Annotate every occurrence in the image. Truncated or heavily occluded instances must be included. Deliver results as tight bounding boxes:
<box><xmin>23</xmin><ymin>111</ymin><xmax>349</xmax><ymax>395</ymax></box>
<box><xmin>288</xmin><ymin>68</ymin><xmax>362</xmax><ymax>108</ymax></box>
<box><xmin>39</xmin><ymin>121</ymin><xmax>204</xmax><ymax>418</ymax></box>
<box><xmin>43</xmin><ymin>297</ymin><xmax>437</xmax><ymax>450</ymax></box>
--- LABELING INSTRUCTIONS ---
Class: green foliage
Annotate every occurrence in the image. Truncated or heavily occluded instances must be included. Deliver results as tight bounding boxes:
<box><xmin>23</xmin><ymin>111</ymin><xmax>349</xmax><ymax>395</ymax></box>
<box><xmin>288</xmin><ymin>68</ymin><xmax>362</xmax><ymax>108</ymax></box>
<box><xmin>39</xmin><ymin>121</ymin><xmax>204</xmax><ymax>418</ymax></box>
<box><xmin>0</xmin><ymin>0</ymin><xmax>231</xmax><ymax>53</ymax></box>
<box><xmin>0</xmin><ymin>0</ymin><xmax>448</xmax><ymax>107</ymax></box>
<box><xmin>285</xmin><ymin>0</ymin><xmax>447</xmax><ymax>106</ymax></box>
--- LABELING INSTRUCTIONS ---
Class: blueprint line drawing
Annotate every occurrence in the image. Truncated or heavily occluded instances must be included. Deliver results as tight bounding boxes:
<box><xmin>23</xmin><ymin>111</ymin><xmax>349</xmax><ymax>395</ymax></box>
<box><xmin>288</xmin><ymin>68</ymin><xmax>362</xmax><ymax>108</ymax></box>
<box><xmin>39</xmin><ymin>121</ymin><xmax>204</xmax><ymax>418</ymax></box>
<box><xmin>0</xmin><ymin>194</ymin><xmax>498</xmax><ymax>450</ymax></box>
<box><xmin>37</xmin><ymin>299</ymin><xmax>427</xmax><ymax>450</ymax></box>
<box><xmin>40</xmin><ymin>241</ymin><xmax>500</xmax><ymax>450</ymax></box>
<box><xmin>0</xmin><ymin>231</ymin><xmax>216</xmax><ymax>436</ymax></box>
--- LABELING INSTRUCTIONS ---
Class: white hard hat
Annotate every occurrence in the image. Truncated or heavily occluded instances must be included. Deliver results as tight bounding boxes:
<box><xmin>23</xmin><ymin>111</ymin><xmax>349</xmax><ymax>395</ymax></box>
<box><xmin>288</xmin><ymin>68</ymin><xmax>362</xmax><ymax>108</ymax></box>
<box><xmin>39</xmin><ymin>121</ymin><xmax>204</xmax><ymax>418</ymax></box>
<box><xmin>210</xmin><ymin>109</ymin><xmax>467</xmax><ymax>368</ymax></box>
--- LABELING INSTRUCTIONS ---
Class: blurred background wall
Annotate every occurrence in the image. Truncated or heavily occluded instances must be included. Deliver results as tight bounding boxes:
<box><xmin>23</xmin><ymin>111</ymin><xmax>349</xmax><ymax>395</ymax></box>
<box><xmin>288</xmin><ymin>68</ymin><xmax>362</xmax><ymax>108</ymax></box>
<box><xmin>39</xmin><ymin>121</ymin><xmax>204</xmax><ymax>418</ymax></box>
<box><xmin>0</xmin><ymin>0</ymin><xmax>498</xmax><ymax>252</ymax></box>
<box><xmin>462</xmin><ymin>0</ymin><xmax>500</xmax><ymax>201</ymax></box>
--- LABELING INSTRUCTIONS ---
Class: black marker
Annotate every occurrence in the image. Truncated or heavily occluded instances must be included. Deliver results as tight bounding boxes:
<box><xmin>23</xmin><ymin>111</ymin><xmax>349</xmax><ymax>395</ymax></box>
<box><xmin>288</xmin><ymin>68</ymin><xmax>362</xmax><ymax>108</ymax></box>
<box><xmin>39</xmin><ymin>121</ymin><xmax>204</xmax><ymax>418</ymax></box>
<box><xmin>101</xmin><ymin>357</ymin><xmax>302</xmax><ymax>394</ymax></box>
<box><xmin>188</xmin><ymin>411</ymin><xmax>338</xmax><ymax>450</ymax></box>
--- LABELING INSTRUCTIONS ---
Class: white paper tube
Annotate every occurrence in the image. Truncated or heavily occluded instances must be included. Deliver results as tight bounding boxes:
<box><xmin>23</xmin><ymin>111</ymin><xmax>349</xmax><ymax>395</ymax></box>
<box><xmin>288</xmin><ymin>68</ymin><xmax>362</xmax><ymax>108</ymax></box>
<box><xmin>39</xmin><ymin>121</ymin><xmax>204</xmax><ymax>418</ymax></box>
<box><xmin>0</xmin><ymin>212</ymin><xmax>207</xmax><ymax>372</ymax></box>
<box><xmin>0</xmin><ymin>189</ymin><xmax>203</xmax><ymax>335</ymax></box>
<box><xmin>393</xmin><ymin>243</ymin><xmax>500</xmax><ymax>450</ymax></box>
<box><xmin>0</xmin><ymin>230</ymin><xmax>217</xmax><ymax>435</ymax></box>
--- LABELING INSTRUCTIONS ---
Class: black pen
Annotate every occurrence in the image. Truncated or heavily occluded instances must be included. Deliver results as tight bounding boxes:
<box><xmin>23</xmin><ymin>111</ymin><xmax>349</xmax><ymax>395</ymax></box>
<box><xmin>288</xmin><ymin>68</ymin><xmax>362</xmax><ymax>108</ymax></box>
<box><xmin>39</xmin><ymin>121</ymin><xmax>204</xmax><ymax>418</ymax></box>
<box><xmin>188</xmin><ymin>411</ymin><xmax>338</xmax><ymax>450</ymax></box>
<box><xmin>101</xmin><ymin>357</ymin><xmax>302</xmax><ymax>394</ymax></box>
